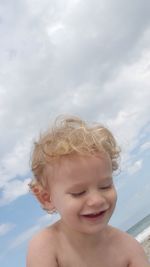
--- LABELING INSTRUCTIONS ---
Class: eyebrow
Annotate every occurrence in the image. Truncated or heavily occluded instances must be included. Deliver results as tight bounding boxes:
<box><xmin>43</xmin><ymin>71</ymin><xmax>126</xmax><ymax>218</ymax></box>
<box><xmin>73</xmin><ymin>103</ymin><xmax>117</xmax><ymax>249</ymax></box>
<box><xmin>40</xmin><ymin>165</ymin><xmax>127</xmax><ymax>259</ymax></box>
<box><xmin>101</xmin><ymin>177</ymin><xmax>113</xmax><ymax>182</ymax></box>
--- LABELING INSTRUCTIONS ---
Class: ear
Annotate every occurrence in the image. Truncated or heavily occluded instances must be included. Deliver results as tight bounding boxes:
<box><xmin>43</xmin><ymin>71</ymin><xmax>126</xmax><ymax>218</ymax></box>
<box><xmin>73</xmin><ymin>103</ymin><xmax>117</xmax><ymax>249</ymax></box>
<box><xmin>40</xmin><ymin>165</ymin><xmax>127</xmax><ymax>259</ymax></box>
<box><xmin>40</xmin><ymin>190</ymin><xmax>56</xmax><ymax>212</ymax></box>
<box><xmin>31</xmin><ymin>185</ymin><xmax>56</xmax><ymax>212</ymax></box>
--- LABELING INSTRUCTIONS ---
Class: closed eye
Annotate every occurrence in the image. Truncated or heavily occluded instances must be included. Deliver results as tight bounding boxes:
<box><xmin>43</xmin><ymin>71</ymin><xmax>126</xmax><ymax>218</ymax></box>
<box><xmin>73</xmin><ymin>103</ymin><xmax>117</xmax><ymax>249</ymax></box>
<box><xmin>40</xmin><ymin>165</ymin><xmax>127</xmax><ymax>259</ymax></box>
<box><xmin>100</xmin><ymin>185</ymin><xmax>112</xmax><ymax>190</ymax></box>
<box><xmin>70</xmin><ymin>191</ymin><xmax>85</xmax><ymax>197</ymax></box>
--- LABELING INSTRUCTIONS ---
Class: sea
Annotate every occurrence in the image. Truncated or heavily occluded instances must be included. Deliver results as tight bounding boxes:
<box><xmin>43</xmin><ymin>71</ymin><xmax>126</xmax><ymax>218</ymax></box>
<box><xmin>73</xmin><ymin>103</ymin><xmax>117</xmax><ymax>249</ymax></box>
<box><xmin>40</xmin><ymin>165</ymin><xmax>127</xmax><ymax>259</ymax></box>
<box><xmin>127</xmin><ymin>213</ymin><xmax>150</xmax><ymax>243</ymax></box>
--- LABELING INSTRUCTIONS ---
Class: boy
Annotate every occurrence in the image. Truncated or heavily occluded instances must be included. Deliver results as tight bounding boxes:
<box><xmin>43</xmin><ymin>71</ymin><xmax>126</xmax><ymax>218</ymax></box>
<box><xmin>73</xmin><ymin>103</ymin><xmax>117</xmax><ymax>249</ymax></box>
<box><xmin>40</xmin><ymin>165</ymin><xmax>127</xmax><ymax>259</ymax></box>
<box><xmin>27</xmin><ymin>115</ymin><xmax>150</xmax><ymax>267</ymax></box>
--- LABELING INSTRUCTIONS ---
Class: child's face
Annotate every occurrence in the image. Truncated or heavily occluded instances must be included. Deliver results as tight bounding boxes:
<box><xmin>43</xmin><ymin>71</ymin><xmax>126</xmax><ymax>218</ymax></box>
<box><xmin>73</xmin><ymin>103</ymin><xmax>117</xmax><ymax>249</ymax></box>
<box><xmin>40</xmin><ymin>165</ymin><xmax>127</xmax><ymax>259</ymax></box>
<box><xmin>48</xmin><ymin>153</ymin><xmax>117</xmax><ymax>235</ymax></box>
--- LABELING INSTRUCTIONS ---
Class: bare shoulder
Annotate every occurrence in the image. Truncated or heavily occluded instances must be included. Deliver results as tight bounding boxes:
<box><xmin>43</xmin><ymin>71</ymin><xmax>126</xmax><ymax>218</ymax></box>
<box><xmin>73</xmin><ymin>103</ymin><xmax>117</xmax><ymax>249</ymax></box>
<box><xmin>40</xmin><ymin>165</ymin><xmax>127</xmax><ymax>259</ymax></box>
<box><xmin>26</xmin><ymin>223</ymin><xmax>59</xmax><ymax>267</ymax></box>
<box><xmin>109</xmin><ymin>226</ymin><xmax>150</xmax><ymax>266</ymax></box>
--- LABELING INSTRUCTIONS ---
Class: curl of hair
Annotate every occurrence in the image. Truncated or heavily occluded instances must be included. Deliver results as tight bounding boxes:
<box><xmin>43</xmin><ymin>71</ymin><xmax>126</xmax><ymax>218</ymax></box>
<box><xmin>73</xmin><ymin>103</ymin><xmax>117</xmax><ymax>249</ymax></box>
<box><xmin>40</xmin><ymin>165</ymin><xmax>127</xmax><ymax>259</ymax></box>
<box><xmin>29</xmin><ymin>115</ymin><xmax>121</xmax><ymax>192</ymax></box>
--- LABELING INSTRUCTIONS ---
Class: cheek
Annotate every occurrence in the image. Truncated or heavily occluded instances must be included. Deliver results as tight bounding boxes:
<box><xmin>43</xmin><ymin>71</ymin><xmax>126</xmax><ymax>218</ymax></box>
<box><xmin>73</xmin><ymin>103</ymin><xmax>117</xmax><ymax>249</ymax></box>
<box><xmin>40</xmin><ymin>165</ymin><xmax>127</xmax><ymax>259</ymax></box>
<box><xmin>50</xmin><ymin>190</ymin><xmax>63</xmax><ymax>211</ymax></box>
<box><xmin>62</xmin><ymin>198</ymin><xmax>81</xmax><ymax>216</ymax></box>
<box><xmin>106</xmin><ymin>187</ymin><xmax>117</xmax><ymax>204</ymax></box>
<box><xmin>52</xmin><ymin>194</ymin><xmax>76</xmax><ymax>214</ymax></box>
<box><xmin>111</xmin><ymin>188</ymin><xmax>117</xmax><ymax>206</ymax></box>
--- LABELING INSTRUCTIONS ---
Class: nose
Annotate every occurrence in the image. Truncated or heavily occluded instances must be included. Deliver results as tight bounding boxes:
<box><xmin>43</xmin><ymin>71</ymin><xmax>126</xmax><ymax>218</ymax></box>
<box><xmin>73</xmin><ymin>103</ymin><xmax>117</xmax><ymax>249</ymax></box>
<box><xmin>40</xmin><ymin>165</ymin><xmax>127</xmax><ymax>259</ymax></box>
<box><xmin>86</xmin><ymin>190</ymin><xmax>106</xmax><ymax>207</ymax></box>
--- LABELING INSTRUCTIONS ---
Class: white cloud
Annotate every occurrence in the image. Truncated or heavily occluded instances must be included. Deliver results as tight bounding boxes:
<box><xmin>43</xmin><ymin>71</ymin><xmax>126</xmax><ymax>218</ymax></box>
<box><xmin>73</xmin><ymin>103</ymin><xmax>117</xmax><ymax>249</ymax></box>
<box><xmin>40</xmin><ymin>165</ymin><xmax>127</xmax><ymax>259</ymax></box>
<box><xmin>0</xmin><ymin>137</ymin><xmax>32</xmax><ymax>186</ymax></box>
<box><xmin>0</xmin><ymin>223</ymin><xmax>15</xmax><ymax>236</ymax></box>
<box><xmin>0</xmin><ymin>136</ymin><xmax>33</xmax><ymax>205</ymax></box>
<box><xmin>127</xmin><ymin>160</ymin><xmax>143</xmax><ymax>175</ymax></box>
<box><xmin>140</xmin><ymin>141</ymin><xmax>150</xmax><ymax>152</ymax></box>
<box><xmin>0</xmin><ymin>178</ymin><xmax>31</xmax><ymax>206</ymax></box>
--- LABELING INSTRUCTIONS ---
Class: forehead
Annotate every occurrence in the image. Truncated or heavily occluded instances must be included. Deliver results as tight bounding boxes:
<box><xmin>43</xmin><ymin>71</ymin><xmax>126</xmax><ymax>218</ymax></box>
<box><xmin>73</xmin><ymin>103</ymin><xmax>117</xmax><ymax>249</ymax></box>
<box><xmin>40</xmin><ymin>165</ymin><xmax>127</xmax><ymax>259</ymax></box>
<box><xmin>49</xmin><ymin>153</ymin><xmax>112</xmax><ymax>186</ymax></box>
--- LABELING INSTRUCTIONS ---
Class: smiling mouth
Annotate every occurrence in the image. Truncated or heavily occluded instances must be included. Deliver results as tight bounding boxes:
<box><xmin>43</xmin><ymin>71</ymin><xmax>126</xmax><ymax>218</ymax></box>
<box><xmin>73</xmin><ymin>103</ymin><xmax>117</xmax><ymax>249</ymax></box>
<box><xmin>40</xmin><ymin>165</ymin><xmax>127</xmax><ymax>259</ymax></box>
<box><xmin>81</xmin><ymin>210</ymin><xmax>106</xmax><ymax>218</ymax></box>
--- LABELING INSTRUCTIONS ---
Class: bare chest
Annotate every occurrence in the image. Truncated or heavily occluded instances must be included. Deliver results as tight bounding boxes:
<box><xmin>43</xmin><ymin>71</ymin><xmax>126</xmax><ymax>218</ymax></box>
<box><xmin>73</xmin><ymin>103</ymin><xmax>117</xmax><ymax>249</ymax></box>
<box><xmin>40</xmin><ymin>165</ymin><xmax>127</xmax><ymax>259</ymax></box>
<box><xmin>58</xmin><ymin>258</ymin><xmax>129</xmax><ymax>267</ymax></box>
<box><xmin>57</xmin><ymin>245</ymin><xmax>128</xmax><ymax>267</ymax></box>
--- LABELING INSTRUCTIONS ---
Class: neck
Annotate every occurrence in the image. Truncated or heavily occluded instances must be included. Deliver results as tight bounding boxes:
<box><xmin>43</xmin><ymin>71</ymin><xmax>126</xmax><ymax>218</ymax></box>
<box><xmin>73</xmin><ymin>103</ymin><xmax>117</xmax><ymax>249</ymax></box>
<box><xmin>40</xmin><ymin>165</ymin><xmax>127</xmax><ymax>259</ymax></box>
<box><xmin>58</xmin><ymin>219</ymin><xmax>109</xmax><ymax>250</ymax></box>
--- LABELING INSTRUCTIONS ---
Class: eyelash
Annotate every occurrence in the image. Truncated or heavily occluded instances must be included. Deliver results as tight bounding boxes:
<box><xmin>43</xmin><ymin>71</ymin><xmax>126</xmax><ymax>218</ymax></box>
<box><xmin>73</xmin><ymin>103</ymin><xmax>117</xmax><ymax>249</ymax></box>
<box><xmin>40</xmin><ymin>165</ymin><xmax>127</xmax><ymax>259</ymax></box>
<box><xmin>70</xmin><ymin>185</ymin><xmax>112</xmax><ymax>197</ymax></box>
<box><xmin>71</xmin><ymin>191</ymin><xmax>85</xmax><ymax>197</ymax></box>
<box><xmin>101</xmin><ymin>185</ymin><xmax>112</xmax><ymax>190</ymax></box>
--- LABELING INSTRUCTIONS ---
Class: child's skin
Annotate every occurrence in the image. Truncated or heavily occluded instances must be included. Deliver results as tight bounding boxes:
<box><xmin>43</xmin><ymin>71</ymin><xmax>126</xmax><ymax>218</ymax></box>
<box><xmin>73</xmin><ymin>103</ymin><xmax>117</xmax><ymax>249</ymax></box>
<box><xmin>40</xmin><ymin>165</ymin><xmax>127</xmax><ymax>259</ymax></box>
<box><xmin>27</xmin><ymin>153</ymin><xmax>150</xmax><ymax>267</ymax></box>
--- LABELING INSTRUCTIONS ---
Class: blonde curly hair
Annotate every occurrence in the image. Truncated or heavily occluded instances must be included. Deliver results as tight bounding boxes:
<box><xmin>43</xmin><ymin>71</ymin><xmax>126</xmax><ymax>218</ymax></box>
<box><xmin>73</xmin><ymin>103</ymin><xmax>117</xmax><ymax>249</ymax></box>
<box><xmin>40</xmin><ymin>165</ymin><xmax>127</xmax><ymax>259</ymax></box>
<box><xmin>29</xmin><ymin>115</ymin><xmax>120</xmax><ymax>206</ymax></box>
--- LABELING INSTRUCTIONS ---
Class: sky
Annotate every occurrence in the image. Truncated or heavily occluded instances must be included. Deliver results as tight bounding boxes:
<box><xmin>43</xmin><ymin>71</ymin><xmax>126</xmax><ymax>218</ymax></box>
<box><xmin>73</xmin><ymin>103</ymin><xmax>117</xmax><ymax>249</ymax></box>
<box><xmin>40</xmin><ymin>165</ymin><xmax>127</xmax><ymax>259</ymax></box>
<box><xmin>0</xmin><ymin>0</ymin><xmax>150</xmax><ymax>266</ymax></box>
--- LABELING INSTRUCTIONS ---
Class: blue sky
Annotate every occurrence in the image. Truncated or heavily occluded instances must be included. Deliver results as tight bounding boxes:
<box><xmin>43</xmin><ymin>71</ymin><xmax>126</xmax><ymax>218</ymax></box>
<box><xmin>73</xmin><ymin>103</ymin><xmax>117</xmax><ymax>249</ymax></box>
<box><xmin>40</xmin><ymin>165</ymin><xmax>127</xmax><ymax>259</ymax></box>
<box><xmin>0</xmin><ymin>0</ymin><xmax>150</xmax><ymax>266</ymax></box>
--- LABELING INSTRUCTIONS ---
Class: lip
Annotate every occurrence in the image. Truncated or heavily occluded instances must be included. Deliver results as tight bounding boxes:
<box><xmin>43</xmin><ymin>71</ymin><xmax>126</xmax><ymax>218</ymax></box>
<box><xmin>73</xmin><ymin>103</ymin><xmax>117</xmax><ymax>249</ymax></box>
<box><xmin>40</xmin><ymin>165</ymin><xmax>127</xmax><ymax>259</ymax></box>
<box><xmin>80</xmin><ymin>210</ymin><xmax>107</xmax><ymax>221</ymax></box>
